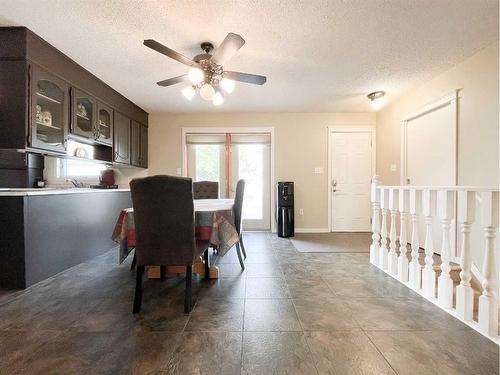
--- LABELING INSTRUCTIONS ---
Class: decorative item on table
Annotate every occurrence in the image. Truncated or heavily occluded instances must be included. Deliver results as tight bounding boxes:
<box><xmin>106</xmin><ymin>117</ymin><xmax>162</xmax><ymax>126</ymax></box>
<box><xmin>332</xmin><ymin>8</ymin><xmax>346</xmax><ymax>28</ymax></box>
<box><xmin>36</xmin><ymin>179</ymin><xmax>46</xmax><ymax>188</ymax></box>
<box><xmin>99</xmin><ymin>119</ymin><xmax>106</xmax><ymax>127</ymax></box>
<box><xmin>99</xmin><ymin>168</ymin><xmax>115</xmax><ymax>187</ymax></box>
<box><xmin>35</xmin><ymin>105</ymin><xmax>43</xmax><ymax>123</ymax></box>
<box><xmin>77</xmin><ymin>103</ymin><xmax>87</xmax><ymax>117</ymax></box>
<box><xmin>41</xmin><ymin>110</ymin><xmax>52</xmax><ymax>127</ymax></box>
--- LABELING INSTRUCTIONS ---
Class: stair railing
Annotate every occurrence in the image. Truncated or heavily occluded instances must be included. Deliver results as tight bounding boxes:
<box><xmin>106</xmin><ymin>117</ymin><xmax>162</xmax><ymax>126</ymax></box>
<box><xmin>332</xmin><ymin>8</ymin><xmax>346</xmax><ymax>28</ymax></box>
<box><xmin>370</xmin><ymin>176</ymin><xmax>499</xmax><ymax>342</ymax></box>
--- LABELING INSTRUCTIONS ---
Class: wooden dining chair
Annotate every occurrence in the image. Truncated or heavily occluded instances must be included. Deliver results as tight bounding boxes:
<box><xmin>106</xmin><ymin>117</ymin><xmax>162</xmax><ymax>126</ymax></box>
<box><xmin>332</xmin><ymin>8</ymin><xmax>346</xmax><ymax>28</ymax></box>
<box><xmin>130</xmin><ymin>175</ymin><xmax>209</xmax><ymax>314</ymax></box>
<box><xmin>193</xmin><ymin>181</ymin><xmax>219</xmax><ymax>199</ymax></box>
<box><xmin>233</xmin><ymin>179</ymin><xmax>247</xmax><ymax>269</ymax></box>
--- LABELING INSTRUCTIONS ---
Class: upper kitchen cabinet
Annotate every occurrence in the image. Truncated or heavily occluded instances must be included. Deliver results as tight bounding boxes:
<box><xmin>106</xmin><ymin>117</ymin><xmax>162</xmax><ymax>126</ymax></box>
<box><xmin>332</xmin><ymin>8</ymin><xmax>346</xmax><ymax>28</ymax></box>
<box><xmin>131</xmin><ymin>121</ymin><xmax>141</xmax><ymax>167</ymax></box>
<box><xmin>131</xmin><ymin>121</ymin><xmax>148</xmax><ymax>168</ymax></box>
<box><xmin>0</xmin><ymin>27</ymin><xmax>148</xmax><ymax>162</ymax></box>
<box><xmin>140</xmin><ymin>124</ymin><xmax>148</xmax><ymax>168</ymax></box>
<box><xmin>114</xmin><ymin>111</ymin><xmax>131</xmax><ymax>164</ymax></box>
<box><xmin>71</xmin><ymin>88</ymin><xmax>96</xmax><ymax>140</ymax></box>
<box><xmin>30</xmin><ymin>65</ymin><xmax>69</xmax><ymax>153</ymax></box>
<box><xmin>97</xmin><ymin>102</ymin><xmax>113</xmax><ymax>146</ymax></box>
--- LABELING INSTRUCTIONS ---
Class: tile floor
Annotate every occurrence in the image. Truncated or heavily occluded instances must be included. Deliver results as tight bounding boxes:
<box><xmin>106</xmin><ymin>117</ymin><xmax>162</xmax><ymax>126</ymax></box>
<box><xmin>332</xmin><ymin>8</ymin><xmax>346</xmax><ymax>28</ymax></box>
<box><xmin>0</xmin><ymin>232</ymin><xmax>498</xmax><ymax>374</ymax></box>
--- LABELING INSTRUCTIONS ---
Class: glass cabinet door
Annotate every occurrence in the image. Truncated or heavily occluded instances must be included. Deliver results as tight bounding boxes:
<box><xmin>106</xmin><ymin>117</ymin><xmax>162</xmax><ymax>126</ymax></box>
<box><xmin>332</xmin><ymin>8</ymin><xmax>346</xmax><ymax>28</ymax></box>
<box><xmin>97</xmin><ymin>102</ymin><xmax>113</xmax><ymax>145</ymax></box>
<box><xmin>30</xmin><ymin>66</ymin><xmax>68</xmax><ymax>153</ymax></box>
<box><xmin>71</xmin><ymin>88</ymin><xmax>96</xmax><ymax>139</ymax></box>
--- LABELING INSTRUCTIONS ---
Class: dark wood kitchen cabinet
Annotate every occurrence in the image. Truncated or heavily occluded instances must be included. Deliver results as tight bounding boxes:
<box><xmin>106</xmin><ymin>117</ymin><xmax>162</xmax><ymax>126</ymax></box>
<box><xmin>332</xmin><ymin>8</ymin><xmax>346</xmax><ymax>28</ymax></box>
<box><xmin>97</xmin><ymin>102</ymin><xmax>113</xmax><ymax>146</ymax></box>
<box><xmin>131</xmin><ymin>121</ymin><xmax>140</xmax><ymax>166</ymax></box>
<box><xmin>140</xmin><ymin>124</ymin><xmax>148</xmax><ymax>168</ymax></box>
<box><xmin>113</xmin><ymin>112</ymin><xmax>131</xmax><ymax>164</ymax></box>
<box><xmin>30</xmin><ymin>65</ymin><xmax>69</xmax><ymax>153</ymax></box>
<box><xmin>131</xmin><ymin>121</ymin><xmax>148</xmax><ymax>168</ymax></box>
<box><xmin>0</xmin><ymin>27</ymin><xmax>149</xmax><ymax>184</ymax></box>
<box><xmin>71</xmin><ymin>87</ymin><xmax>97</xmax><ymax>140</ymax></box>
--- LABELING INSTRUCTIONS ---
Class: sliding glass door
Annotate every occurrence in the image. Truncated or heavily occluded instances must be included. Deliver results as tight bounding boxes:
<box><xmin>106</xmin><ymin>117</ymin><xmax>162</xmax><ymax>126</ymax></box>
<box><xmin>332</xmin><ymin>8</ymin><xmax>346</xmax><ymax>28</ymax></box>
<box><xmin>186</xmin><ymin>132</ymin><xmax>271</xmax><ymax>230</ymax></box>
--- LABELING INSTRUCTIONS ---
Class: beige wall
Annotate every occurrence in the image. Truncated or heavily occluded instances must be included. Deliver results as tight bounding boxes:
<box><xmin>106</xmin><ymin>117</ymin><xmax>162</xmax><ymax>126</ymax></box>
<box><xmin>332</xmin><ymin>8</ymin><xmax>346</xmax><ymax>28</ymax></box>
<box><xmin>147</xmin><ymin>112</ymin><xmax>375</xmax><ymax>230</ymax></box>
<box><xmin>376</xmin><ymin>41</ymin><xmax>499</xmax><ymax>186</ymax></box>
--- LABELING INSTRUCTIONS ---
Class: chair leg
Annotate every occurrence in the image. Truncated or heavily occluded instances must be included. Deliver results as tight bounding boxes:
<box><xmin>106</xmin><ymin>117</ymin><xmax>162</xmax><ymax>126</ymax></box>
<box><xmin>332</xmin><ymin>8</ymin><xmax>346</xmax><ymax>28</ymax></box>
<box><xmin>130</xmin><ymin>252</ymin><xmax>136</xmax><ymax>271</ymax></box>
<box><xmin>236</xmin><ymin>242</ymin><xmax>245</xmax><ymax>270</ymax></box>
<box><xmin>133</xmin><ymin>265</ymin><xmax>145</xmax><ymax>314</ymax></box>
<box><xmin>184</xmin><ymin>265</ymin><xmax>193</xmax><ymax>313</ymax></box>
<box><xmin>204</xmin><ymin>249</ymin><xmax>210</xmax><ymax>280</ymax></box>
<box><xmin>239</xmin><ymin>235</ymin><xmax>247</xmax><ymax>259</ymax></box>
<box><xmin>160</xmin><ymin>265</ymin><xmax>166</xmax><ymax>281</ymax></box>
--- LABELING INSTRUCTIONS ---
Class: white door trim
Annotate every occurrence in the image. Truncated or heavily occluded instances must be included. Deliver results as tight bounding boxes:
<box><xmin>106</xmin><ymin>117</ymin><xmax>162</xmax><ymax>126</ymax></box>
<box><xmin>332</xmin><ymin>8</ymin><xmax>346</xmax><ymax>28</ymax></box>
<box><xmin>327</xmin><ymin>125</ymin><xmax>376</xmax><ymax>232</ymax></box>
<box><xmin>400</xmin><ymin>90</ymin><xmax>458</xmax><ymax>186</ymax></box>
<box><xmin>181</xmin><ymin>126</ymin><xmax>276</xmax><ymax>232</ymax></box>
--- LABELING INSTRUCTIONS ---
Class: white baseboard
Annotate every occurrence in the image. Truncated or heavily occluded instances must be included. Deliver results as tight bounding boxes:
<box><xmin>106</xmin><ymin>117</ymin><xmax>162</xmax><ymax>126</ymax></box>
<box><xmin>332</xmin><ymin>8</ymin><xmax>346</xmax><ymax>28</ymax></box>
<box><xmin>295</xmin><ymin>228</ymin><xmax>330</xmax><ymax>233</ymax></box>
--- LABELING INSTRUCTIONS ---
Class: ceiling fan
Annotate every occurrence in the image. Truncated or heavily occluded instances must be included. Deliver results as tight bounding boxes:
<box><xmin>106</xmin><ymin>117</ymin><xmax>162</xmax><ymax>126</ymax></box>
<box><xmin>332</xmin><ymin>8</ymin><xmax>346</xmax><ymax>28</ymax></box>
<box><xmin>144</xmin><ymin>33</ymin><xmax>267</xmax><ymax>106</ymax></box>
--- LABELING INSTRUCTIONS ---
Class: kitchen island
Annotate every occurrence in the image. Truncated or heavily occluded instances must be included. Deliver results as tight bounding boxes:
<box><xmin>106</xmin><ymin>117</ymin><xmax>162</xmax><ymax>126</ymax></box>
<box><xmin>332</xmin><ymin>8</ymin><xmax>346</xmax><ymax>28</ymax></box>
<box><xmin>0</xmin><ymin>188</ymin><xmax>132</xmax><ymax>289</ymax></box>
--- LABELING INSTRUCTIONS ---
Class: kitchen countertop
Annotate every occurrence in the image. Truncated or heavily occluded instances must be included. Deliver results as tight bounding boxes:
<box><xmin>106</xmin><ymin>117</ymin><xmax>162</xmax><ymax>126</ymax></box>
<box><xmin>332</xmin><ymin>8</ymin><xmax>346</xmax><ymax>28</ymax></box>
<box><xmin>0</xmin><ymin>188</ymin><xmax>131</xmax><ymax>196</ymax></box>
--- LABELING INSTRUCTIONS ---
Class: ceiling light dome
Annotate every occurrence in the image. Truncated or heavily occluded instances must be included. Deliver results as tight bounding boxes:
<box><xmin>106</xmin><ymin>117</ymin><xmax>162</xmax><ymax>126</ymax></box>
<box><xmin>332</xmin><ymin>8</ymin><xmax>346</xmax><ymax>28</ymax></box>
<box><xmin>367</xmin><ymin>91</ymin><xmax>386</xmax><ymax>111</ymax></box>
<box><xmin>188</xmin><ymin>68</ymin><xmax>204</xmax><ymax>85</ymax></box>
<box><xmin>213</xmin><ymin>91</ymin><xmax>224</xmax><ymax>106</ymax></box>
<box><xmin>181</xmin><ymin>86</ymin><xmax>196</xmax><ymax>101</ymax></box>
<box><xmin>199</xmin><ymin>83</ymin><xmax>215</xmax><ymax>101</ymax></box>
<box><xmin>220</xmin><ymin>78</ymin><xmax>235</xmax><ymax>94</ymax></box>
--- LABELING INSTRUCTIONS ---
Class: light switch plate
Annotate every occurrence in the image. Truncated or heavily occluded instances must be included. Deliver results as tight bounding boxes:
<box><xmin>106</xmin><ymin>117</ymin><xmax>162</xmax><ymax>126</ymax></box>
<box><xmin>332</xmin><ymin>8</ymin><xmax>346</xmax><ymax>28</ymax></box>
<box><xmin>314</xmin><ymin>167</ymin><xmax>324</xmax><ymax>174</ymax></box>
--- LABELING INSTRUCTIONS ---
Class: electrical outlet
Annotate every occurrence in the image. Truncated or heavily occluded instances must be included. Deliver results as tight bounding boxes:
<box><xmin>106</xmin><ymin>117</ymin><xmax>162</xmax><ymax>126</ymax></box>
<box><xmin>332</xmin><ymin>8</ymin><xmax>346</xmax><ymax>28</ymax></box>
<box><xmin>390</xmin><ymin>164</ymin><xmax>397</xmax><ymax>172</ymax></box>
<box><xmin>299</xmin><ymin>208</ymin><xmax>304</xmax><ymax>215</ymax></box>
<box><xmin>176</xmin><ymin>167</ymin><xmax>182</xmax><ymax>175</ymax></box>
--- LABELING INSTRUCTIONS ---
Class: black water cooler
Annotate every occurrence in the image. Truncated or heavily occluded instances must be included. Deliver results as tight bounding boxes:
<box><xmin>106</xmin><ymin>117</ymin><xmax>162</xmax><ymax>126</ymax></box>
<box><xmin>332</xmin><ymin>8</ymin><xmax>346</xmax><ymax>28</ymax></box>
<box><xmin>276</xmin><ymin>181</ymin><xmax>294</xmax><ymax>238</ymax></box>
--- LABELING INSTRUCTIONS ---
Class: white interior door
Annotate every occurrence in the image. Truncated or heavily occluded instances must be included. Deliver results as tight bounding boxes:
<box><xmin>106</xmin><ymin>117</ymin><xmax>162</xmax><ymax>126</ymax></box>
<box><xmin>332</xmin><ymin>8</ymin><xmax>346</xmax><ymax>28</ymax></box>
<box><xmin>405</xmin><ymin>99</ymin><xmax>457</xmax><ymax>256</ymax></box>
<box><xmin>330</xmin><ymin>132</ymin><xmax>372</xmax><ymax>232</ymax></box>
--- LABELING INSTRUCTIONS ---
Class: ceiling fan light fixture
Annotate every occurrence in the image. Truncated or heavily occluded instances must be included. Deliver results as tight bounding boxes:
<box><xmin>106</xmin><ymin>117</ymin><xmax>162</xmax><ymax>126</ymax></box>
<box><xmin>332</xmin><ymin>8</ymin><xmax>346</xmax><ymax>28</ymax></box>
<box><xmin>220</xmin><ymin>78</ymin><xmax>235</xmax><ymax>94</ymax></box>
<box><xmin>367</xmin><ymin>91</ymin><xmax>386</xmax><ymax>111</ymax></box>
<box><xmin>213</xmin><ymin>91</ymin><xmax>224</xmax><ymax>106</ymax></box>
<box><xmin>199</xmin><ymin>83</ymin><xmax>215</xmax><ymax>101</ymax></box>
<box><xmin>181</xmin><ymin>86</ymin><xmax>196</xmax><ymax>101</ymax></box>
<box><xmin>188</xmin><ymin>68</ymin><xmax>204</xmax><ymax>85</ymax></box>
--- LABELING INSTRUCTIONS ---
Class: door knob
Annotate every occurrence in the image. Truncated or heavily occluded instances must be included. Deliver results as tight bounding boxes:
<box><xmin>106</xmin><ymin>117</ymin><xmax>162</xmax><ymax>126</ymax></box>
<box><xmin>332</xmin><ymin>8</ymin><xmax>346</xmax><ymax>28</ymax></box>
<box><xmin>332</xmin><ymin>180</ymin><xmax>338</xmax><ymax>192</ymax></box>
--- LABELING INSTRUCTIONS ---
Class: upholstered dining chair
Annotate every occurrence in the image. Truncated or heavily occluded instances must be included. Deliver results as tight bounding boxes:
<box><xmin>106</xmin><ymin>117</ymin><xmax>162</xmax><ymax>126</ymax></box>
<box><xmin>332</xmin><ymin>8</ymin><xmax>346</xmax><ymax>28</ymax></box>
<box><xmin>130</xmin><ymin>175</ymin><xmax>209</xmax><ymax>314</ymax></box>
<box><xmin>193</xmin><ymin>181</ymin><xmax>219</xmax><ymax>199</ymax></box>
<box><xmin>233</xmin><ymin>179</ymin><xmax>247</xmax><ymax>269</ymax></box>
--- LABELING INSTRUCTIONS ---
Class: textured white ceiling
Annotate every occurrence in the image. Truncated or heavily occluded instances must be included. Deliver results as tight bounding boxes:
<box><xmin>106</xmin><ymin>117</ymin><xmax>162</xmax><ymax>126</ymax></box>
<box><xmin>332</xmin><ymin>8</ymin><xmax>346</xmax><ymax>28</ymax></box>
<box><xmin>0</xmin><ymin>0</ymin><xmax>498</xmax><ymax>113</ymax></box>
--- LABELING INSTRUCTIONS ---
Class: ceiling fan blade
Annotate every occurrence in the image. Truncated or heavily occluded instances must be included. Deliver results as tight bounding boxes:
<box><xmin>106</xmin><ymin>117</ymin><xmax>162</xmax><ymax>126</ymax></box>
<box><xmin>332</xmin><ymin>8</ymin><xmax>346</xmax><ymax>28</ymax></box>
<box><xmin>211</xmin><ymin>33</ymin><xmax>245</xmax><ymax>65</ymax></box>
<box><xmin>144</xmin><ymin>39</ymin><xmax>200</xmax><ymax>68</ymax></box>
<box><xmin>156</xmin><ymin>74</ymin><xmax>188</xmax><ymax>87</ymax></box>
<box><xmin>223</xmin><ymin>71</ymin><xmax>267</xmax><ymax>85</ymax></box>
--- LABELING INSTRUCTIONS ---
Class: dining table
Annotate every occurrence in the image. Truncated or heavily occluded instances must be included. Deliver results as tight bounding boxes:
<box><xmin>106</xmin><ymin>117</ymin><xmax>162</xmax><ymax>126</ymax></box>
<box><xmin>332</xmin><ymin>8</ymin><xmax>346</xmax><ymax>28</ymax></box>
<box><xmin>112</xmin><ymin>198</ymin><xmax>239</xmax><ymax>279</ymax></box>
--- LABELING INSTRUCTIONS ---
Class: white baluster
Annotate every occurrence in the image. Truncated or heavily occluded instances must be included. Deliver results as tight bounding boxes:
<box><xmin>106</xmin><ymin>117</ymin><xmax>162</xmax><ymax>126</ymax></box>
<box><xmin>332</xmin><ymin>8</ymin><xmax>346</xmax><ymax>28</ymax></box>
<box><xmin>379</xmin><ymin>188</ymin><xmax>389</xmax><ymax>270</ymax></box>
<box><xmin>456</xmin><ymin>191</ymin><xmax>475</xmax><ymax>321</ymax></box>
<box><xmin>421</xmin><ymin>189</ymin><xmax>437</xmax><ymax>298</ymax></box>
<box><xmin>408</xmin><ymin>189</ymin><xmax>422</xmax><ymax>289</ymax></box>
<box><xmin>478</xmin><ymin>192</ymin><xmax>499</xmax><ymax>337</ymax></box>
<box><xmin>388</xmin><ymin>189</ymin><xmax>399</xmax><ymax>275</ymax></box>
<box><xmin>437</xmin><ymin>190</ymin><xmax>455</xmax><ymax>309</ymax></box>
<box><xmin>370</xmin><ymin>176</ymin><xmax>381</xmax><ymax>266</ymax></box>
<box><xmin>397</xmin><ymin>189</ymin><xmax>409</xmax><ymax>282</ymax></box>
